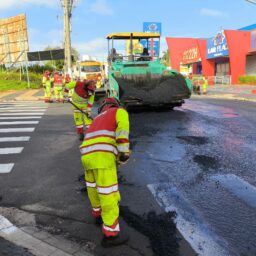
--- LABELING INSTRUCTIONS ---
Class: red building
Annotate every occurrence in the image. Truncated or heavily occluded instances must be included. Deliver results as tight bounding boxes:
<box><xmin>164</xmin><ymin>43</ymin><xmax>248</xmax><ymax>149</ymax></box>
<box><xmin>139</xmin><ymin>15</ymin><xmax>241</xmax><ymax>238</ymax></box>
<box><xmin>166</xmin><ymin>24</ymin><xmax>256</xmax><ymax>84</ymax></box>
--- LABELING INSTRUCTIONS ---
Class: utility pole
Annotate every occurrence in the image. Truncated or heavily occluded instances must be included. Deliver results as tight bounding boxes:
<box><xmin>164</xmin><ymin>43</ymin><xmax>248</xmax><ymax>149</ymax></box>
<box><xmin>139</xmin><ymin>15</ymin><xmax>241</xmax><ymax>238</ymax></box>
<box><xmin>63</xmin><ymin>0</ymin><xmax>72</xmax><ymax>75</ymax></box>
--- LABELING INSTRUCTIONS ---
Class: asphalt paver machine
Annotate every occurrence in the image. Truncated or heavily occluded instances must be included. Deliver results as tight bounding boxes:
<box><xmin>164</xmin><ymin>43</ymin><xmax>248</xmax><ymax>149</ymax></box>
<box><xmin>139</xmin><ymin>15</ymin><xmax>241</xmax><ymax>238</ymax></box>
<box><xmin>105</xmin><ymin>32</ymin><xmax>192</xmax><ymax>108</ymax></box>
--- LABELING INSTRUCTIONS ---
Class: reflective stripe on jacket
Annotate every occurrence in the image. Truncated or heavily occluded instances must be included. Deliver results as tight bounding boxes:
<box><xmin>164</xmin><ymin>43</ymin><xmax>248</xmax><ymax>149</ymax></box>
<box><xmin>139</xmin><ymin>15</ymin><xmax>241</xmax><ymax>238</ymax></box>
<box><xmin>80</xmin><ymin>107</ymin><xmax>129</xmax><ymax>169</ymax></box>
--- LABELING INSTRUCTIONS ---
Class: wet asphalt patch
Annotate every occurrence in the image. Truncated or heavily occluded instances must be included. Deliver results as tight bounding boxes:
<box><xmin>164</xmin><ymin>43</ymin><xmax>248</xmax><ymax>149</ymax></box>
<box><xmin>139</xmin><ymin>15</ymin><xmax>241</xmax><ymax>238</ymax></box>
<box><xmin>0</xmin><ymin>237</ymin><xmax>35</xmax><ymax>256</ymax></box>
<box><xmin>193</xmin><ymin>155</ymin><xmax>220</xmax><ymax>170</ymax></box>
<box><xmin>120</xmin><ymin>206</ymin><xmax>179</xmax><ymax>256</ymax></box>
<box><xmin>176</xmin><ymin>136</ymin><xmax>209</xmax><ymax>145</ymax></box>
<box><xmin>118</xmin><ymin>174</ymin><xmax>134</xmax><ymax>186</ymax></box>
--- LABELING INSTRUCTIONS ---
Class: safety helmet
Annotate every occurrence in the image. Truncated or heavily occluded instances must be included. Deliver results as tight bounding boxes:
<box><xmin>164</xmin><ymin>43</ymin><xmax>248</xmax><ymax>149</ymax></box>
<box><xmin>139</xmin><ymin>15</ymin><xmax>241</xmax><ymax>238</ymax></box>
<box><xmin>44</xmin><ymin>70</ymin><xmax>50</xmax><ymax>75</ymax></box>
<box><xmin>98</xmin><ymin>97</ymin><xmax>120</xmax><ymax>114</ymax></box>
<box><xmin>84</xmin><ymin>80</ymin><xmax>96</xmax><ymax>92</ymax></box>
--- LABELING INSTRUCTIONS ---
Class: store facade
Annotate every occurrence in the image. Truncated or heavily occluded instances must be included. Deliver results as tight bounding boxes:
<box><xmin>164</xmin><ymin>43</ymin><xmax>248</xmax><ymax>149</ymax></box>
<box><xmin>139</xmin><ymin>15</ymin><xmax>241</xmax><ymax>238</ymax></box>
<box><xmin>166</xmin><ymin>24</ymin><xmax>256</xmax><ymax>84</ymax></box>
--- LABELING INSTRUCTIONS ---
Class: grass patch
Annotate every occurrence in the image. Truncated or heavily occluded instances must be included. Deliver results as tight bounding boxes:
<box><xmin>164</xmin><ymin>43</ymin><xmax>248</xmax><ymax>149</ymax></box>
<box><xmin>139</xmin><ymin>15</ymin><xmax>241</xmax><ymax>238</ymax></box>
<box><xmin>0</xmin><ymin>80</ymin><xmax>40</xmax><ymax>91</ymax></box>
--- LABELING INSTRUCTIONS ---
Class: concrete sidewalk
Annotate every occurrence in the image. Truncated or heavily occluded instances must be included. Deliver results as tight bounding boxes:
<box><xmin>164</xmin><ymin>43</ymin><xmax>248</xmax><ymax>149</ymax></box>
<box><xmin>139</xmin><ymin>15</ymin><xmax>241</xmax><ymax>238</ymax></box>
<box><xmin>0</xmin><ymin>208</ymin><xmax>93</xmax><ymax>256</ymax></box>
<box><xmin>192</xmin><ymin>84</ymin><xmax>256</xmax><ymax>102</ymax></box>
<box><xmin>0</xmin><ymin>89</ymin><xmax>44</xmax><ymax>102</ymax></box>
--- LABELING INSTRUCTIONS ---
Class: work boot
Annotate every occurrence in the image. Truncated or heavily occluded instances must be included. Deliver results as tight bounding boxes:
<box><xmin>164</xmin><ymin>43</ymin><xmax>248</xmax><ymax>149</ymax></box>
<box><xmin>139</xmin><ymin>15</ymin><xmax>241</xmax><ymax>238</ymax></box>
<box><xmin>101</xmin><ymin>232</ymin><xmax>129</xmax><ymax>248</ymax></box>
<box><xmin>79</xmin><ymin>133</ymin><xmax>84</xmax><ymax>141</ymax></box>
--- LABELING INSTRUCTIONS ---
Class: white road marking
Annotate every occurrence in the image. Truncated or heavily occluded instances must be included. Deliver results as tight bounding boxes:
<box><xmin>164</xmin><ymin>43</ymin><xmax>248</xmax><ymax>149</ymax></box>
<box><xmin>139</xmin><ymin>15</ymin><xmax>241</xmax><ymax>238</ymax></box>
<box><xmin>0</xmin><ymin>113</ymin><xmax>44</xmax><ymax>116</ymax></box>
<box><xmin>0</xmin><ymin>107</ymin><xmax>47</xmax><ymax>110</ymax></box>
<box><xmin>0</xmin><ymin>109</ymin><xmax>46</xmax><ymax>112</ymax></box>
<box><xmin>148</xmin><ymin>183</ymin><xmax>232</xmax><ymax>256</ymax></box>
<box><xmin>0</xmin><ymin>116</ymin><xmax>42</xmax><ymax>119</ymax></box>
<box><xmin>0</xmin><ymin>137</ymin><xmax>30</xmax><ymax>142</ymax></box>
<box><xmin>0</xmin><ymin>128</ymin><xmax>35</xmax><ymax>133</ymax></box>
<box><xmin>0</xmin><ymin>163</ymin><xmax>14</xmax><ymax>173</ymax></box>
<box><xmin>210</xmin><ymin>174</ymin><xmax>256</xmax><ymax>209</ymax></box>
<box><xmin>0</xmin><ymin>121</ymin><xmax>39</xmax><ymax>125</ymax></box>
<box><xmin>0</xmin><ymin>147</ymin><xmax>24</xmax><ymax>154</ymax></box>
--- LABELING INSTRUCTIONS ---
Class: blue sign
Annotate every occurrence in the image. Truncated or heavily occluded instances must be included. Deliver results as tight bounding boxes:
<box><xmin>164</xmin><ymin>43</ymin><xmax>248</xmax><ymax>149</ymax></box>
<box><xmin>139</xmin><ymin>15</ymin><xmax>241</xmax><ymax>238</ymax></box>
<box><xmin>143</xmin><ymin>22</ymin><xmax>162</xmax><ymax>35</ymax></box>
<box><xmin>140</xmin><ymin>40</ymin><xmax>159</xmax><ymax>56</ymax></box>
<box><xmin>143</xmin><ymin>22</ymin><xmax>161</xmax><ymax>56</ymax></box>
<box><xmin>206</xmin><ymin>31</ymin><xmax>229</xmax><ymax>59</ymax></box>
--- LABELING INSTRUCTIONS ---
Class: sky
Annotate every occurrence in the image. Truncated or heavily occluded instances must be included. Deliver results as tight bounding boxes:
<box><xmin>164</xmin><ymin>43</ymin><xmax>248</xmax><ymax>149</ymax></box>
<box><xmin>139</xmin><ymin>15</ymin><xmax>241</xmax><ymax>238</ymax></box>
<box><xmin>0</xmin><ymin>0</ymin><xmax>256</xmax><ymax>61</ymax></box>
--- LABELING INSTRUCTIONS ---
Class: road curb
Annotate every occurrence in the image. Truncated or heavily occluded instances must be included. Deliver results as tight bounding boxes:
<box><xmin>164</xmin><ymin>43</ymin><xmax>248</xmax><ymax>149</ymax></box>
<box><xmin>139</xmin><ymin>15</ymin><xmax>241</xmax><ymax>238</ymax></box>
<box><xmin>0</xmin><ymin>213</ymin><xmax>93</xmax><ymax>256</ymax></box>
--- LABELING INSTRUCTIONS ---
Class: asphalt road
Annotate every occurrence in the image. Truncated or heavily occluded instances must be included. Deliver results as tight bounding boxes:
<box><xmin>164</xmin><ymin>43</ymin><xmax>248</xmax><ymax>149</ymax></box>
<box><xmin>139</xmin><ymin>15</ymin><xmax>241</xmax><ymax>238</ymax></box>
<box><xmin>0</xmin><ymin>98</ymin><xmax>256</xmax><ymax>256</ymax></box>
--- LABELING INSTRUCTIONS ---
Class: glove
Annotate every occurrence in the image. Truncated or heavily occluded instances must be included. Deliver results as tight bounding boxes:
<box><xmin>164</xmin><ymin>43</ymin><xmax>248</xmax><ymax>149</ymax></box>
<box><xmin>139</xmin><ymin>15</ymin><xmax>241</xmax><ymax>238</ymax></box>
<box><xmin>117</xmin><ymin>152</ymin><xmax>130</xmax><ymax>164</ymax></box>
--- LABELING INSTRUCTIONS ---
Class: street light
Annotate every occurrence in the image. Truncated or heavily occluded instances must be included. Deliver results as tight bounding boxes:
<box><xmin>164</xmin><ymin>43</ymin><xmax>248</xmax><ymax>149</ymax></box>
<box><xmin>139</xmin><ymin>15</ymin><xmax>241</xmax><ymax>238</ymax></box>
<box><xmin>245</xmin><ymin>0</ymin><xmax>256</xmax><ymax>4</ymax></box>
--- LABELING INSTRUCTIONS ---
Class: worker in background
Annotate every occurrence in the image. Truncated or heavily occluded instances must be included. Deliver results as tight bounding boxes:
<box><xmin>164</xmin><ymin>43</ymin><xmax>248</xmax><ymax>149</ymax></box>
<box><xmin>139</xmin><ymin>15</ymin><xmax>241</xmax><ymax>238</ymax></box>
<box><xmin>80</xmin><ymin>97</ymin><xmax>130</xmax><ymax>247</ymax></box>
<box><xmin>65</xmin><ymin>79</ymin><xmax>96</xmax><ymax>141</ymax></box>
<box><xmin>202</xmin><ymin>76</ymin><xmax>208</xmax><ymax>95</ymax></box>
<box><xmin>53</xmin><ymin>71</ymin><xmax>64</xmax><ymax>102</ymax></box>
<box><xmin>42</xmin><ymin>70</ymin><xmax>53</xmax><ymax>103</ymax></box>
<box><xmin>63</xmin><ymin>74</ymin><xmax>72</xmax><ymax>100</ymax></box>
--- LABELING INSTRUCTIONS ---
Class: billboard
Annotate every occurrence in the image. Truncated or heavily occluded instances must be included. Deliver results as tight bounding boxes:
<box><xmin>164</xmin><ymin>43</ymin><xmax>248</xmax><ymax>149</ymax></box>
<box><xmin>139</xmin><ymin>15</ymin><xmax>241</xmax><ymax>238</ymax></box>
<box><xmin>0</xmin><ymin>14</ymin><xmax>29</xmax><ymax>65</ymax></box>
<box><xmin>206</xmin><ymin>30</ymin><xmax>229</xmax><ymax>59</ymax></box>
<box><xmin>143</xmin><ymin>22</ymin><xmax>161</xmax><ymax>56</ymax></box>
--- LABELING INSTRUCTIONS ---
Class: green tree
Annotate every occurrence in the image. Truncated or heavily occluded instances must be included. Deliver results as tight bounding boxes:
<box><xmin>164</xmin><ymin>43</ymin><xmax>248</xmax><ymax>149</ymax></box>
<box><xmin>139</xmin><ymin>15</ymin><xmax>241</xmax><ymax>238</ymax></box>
<box><xmin>161</xmin><ymin>50</ymin><xmax>170</xmax><ymax>67</ymax></box>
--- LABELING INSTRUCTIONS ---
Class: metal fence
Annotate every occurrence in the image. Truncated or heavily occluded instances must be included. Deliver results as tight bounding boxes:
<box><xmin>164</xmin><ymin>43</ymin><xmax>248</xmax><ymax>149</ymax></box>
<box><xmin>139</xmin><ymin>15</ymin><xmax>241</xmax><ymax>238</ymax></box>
<box><xmin>192</xmin><ymin>75</ymin><xmax>231</xmax><ymax>85</ymax></box>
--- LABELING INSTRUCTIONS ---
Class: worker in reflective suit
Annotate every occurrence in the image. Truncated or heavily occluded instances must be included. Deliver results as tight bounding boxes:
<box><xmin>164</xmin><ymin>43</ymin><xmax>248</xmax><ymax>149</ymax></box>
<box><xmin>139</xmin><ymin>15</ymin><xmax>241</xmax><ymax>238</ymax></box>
<box><xmin>80</xmin><ymin>97</ymin><xmax>130</xmax><ymax>247</ymax></box>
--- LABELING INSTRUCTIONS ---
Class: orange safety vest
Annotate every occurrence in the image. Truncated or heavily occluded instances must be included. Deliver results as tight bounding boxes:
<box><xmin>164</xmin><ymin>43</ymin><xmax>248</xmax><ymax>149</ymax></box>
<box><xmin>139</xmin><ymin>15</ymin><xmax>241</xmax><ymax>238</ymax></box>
<box><xmin>80</xmin><ymin>107</ymin><xmax>129</xmax><ymax>169</ymax></box>
<box><xmin>53</xmin><ymin>75</ymin><xmax>63</xmax><ymax>86</ymax></box>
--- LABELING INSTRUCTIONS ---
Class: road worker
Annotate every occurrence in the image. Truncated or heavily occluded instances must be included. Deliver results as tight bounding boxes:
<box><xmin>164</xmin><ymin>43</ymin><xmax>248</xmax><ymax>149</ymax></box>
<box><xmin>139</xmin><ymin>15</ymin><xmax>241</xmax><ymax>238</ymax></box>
<box><xmin>65</xmin><ymin>79</ymin><xmax>96</xmax><ymax>141</ymax></box>
<box><xmin>53</xmin><ymin>71</ymin><xmax>64</xmax><ymax>102</ymax></box>
<box><xmin>42</xmin><ymin>70</ymin><xmax>53</xmax><ymax>103</ymax></box>
<box><xmin>202</xmin><ymin>76</ymin><xmax>208</xmax><ymax>95</ymax></box>
<box><xmin>80</xmin><ymin>97</ymin><xmax>130</xmax><ymax>247</ymax></box>
<box><xmin>63</xmin><ymin>74</ymin><xmax>72</xmax><ymax>100</ymax></box>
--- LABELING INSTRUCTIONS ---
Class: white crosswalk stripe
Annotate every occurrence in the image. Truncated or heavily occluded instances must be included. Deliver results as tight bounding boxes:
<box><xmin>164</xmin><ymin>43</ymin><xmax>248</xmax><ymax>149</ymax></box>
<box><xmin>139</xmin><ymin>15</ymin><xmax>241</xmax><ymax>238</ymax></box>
<box><xmin>0</xmin><ymin>121</ymin><xmax>39</xmax><ymax>125</ymax></box>
<box><xmin>0</xmin><ymin>147</ymin><xmax>24</xmax><ymax>154</ymax></box>
<box><xmin>0</xmin><ymin>113</ymin><xmax>45</xmax><ymax>116</ymax></box>
<box><xmin>0</xmin><ymin>128</ymin><xmax>35</xmax><ymax>133</ymax></box>
<box><xmin>0</xmin><ymin>101</ymin><xmax>47</xmax><ymax>174</ymax></box>
<box><xmin>0</xmin><ymin>137</ymin><xmax>30</xmax><ymax>142</ymax></box>
<box><xmin>0</xmin><ymin>109</ymin><xmax>46</xmax><ymax>112</ymax></box>
<box><xmin>0</xmin><ymin>163</ymin><xmax>14</xmax><ymax>174</ymax></box>
<box><xmin>0</xmin><ymin>116</ymin><xmax>42</xmax><ymax>119</ymax></box>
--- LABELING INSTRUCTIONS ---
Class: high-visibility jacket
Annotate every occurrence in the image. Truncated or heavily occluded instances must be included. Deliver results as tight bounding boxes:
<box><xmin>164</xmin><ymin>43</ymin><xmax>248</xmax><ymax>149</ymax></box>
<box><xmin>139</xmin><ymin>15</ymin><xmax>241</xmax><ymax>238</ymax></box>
<box><xmin>80</xmin><ymin>107</ymin><xmax>129</xmax><ymax>169</ymax></box>
<box><xmin>53</xmin><ymin>75</ymin><xmax>63</xmax><ymax>86</ymax></box>
<box><xmin>66</xmin><ymin>81</ymin><xmax>94</xmax><ymax>110</ymax></box>
<box><xmin>42</xmin><ymin>75</ymin><xmax>52</xmax><ymax>86</ymax></box>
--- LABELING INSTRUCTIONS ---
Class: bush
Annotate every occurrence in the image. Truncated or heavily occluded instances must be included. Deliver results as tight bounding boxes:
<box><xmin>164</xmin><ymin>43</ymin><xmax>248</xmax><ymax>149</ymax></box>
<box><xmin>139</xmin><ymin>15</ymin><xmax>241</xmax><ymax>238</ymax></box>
<box><xmin>238</xmin><ymin>75</ymin><xmax>256</xmax><ymax>84</ymax></box>
<box><xmin>0</xmin><ymin>70</ymin><xmax>41</xmax><ymax>87</ymax></box>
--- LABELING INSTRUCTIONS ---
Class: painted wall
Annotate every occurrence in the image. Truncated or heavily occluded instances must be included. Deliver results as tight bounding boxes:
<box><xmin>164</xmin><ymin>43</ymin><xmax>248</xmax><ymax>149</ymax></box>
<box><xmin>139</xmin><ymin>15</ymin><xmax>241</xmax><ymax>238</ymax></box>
<box><xmin>224</xmin><ymin>30</ymin><xmax>251</xmax><ymax>84</ymax></box>
<box><xmin>166</xmin><ymin>30</ymin><xmax>251</xmax><ymax>84</ymax></box>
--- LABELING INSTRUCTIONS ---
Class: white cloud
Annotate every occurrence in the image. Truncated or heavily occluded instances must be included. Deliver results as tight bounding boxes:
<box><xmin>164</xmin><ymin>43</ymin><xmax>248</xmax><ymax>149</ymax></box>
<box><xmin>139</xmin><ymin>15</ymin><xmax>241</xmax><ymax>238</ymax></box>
<box><xmin>73</xmin><ymin>38</ymin><xmax>108</xmax><ymax>61</ymax></box>
<box><xmin>89</xmin><ymin>0</ymin><xmax>113</xmax><ymax>16</ymax></box>
<box><xmin>0</xmin><ymin>0</ymin><xmax>57</xmax><ymax>10</ymax></box>
<box><xmin>28</xmin><ymin>28</ymin><xmax>63</xmax><ymax>51</ymax></box>
<box><xmin>200</xmin><ymin>8</ymin><xmax>227</xmax><ymax>17</ymax></box>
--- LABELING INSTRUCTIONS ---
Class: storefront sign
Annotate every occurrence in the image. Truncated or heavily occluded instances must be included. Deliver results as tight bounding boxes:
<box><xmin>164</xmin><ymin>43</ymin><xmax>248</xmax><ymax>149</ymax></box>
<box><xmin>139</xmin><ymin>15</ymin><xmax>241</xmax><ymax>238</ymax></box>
<box><xmin>181</xmin><ymin>47</ymin><xmax>200</xmax><ymax>64</ymax></box>
<box><xmin>206</xmin><ymin>30</ymin><xmax>229</xmax><ymax>59</ymax></box>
